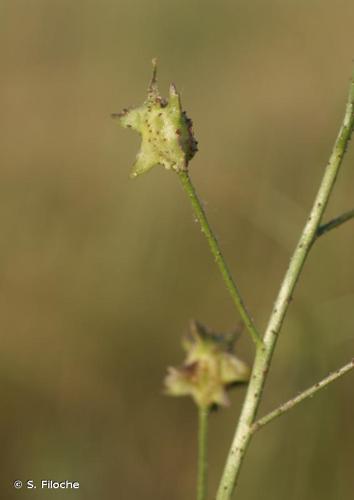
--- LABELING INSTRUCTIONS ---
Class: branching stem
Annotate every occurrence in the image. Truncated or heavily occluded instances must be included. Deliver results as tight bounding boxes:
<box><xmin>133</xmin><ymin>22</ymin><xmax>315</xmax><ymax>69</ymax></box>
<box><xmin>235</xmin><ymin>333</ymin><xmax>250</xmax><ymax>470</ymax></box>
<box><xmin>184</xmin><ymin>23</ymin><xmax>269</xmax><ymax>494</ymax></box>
<box><xmin>317</xmin><ymin>208</ymin><xmax>354</xmax><ymax>237</ymax></box>
<box><xmin>251</xmin><ymin>359</ymin><xmax>354</xmax><ymax>433</ymax></box>
<box><xmin>178</xmin><ymin>170</ymin><xmax>262</xmax><ymax>347</ymax></box>
<box><xmin>215</xmin><ymin>73</ymin><xmax>354</xmax><ymax>500</ymax></box>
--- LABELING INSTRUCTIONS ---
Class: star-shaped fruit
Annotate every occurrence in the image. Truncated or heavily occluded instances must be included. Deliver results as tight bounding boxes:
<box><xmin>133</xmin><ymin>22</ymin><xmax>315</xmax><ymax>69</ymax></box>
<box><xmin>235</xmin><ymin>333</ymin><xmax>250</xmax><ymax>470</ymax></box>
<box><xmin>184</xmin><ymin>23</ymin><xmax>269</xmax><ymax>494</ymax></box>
<box><xmin>112</xmin><ymin>59</ymin><xmax>198</xmax><ymax>178</ymax></box>
<box><xmin>165</xmin><ymin>321</ymin><xmax>250</xmax><ymax>409</ymax></box>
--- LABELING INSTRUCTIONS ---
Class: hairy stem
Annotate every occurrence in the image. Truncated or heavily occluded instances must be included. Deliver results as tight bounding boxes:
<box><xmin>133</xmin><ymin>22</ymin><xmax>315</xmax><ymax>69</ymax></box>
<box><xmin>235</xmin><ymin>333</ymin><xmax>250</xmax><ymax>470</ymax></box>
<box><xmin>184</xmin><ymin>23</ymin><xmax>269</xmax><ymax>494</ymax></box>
<box><xmin>178</xmin><ymin>170</ymin><xmax>262</xmax><ymax>347</ymax></box>
<box><xmin>251</xmin><ymin>359</ymin><xmax>354</xmax><ymax>433</ymax></box>
<box><xmin>216</xmin><ymin>73</ymin><xmax>354</xmax><ymax>500</ymax></box>
<box><xmin>197</xmin><ymin>406</ymin><xmax>209</xmax><ymax>500</ymax></box>
<box><xmin>317</xmin><ymin>208</ymin><xmax>354</xmax><ymax>237</ymax></box>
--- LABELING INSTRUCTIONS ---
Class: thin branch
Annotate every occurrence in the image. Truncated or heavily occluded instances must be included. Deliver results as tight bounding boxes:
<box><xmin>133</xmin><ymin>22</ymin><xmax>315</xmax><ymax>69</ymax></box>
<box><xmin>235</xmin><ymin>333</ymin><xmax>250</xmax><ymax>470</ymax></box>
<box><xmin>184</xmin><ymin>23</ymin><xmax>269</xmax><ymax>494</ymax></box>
<box><xmin>317</xmin><ymin>208</ymin><xmax>354</xmax><ymax>237</ymax></box>
<box><xmin>216</xmin><ymin>73</ymin><xmax>354</xmax><ymax>500</ymax></box>
<box><xmin>178</xmin><ymin>170</ymin><xmax>262</xmax><ymax>347</ymax></box>
<box><xmin>197</xmin><ymin>406</ymin><xmax>209</xmax><ymax>500</ymax></box>
<box><xmin>251</xmin><ymin>359</ymin><xmax>354</xmax><ymax>433</ymax></box>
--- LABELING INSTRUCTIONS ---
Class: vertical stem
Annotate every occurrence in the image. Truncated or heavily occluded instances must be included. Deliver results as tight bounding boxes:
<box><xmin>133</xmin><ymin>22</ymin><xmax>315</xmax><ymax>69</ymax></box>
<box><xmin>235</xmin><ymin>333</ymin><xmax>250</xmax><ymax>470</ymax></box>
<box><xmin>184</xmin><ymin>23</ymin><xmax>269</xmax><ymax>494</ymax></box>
<box><xmin>216</xmin><ymin>73</ymin><xmax>354</xmax><ymax>500</ymax></box>
<box><xmin>178</xmin><ymin>170</ymin><xmax>262</xmax><ymax>347</ymax></box>
<box><xmin>197</xmin><ymin>406</ymin><xmax>209</xmax><ymax>500</ymax></box>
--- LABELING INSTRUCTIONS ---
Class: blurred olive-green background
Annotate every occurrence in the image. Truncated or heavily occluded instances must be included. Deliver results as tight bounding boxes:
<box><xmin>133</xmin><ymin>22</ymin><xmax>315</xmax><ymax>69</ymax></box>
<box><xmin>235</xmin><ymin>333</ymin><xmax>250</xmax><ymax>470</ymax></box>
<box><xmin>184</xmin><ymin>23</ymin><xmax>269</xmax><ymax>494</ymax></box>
<box><xmin>1</xmin><ymin>1</ymin><xmax>354</xmax><ymax>499</ymax></box>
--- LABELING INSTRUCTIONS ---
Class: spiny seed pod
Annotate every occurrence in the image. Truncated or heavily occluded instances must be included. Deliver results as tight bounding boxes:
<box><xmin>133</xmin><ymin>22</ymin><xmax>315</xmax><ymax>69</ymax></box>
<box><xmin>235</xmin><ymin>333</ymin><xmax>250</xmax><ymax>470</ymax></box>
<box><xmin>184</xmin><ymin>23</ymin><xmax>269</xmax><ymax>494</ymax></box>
<box><xmin>164</xmin><ymin>321</ymin><xmax>250</xmax><ymax>409</ymax></box>
<box><xmin>112</xmin><ymin>59</ymin><xmax>198</xmax><ymax>178</ymax></box>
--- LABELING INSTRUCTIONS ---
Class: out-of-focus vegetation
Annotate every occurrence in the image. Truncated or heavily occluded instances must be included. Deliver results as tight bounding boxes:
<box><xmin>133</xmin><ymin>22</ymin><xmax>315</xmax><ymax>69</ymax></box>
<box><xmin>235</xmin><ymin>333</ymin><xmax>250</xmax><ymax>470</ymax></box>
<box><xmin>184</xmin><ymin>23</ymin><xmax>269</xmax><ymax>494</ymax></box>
<box><xmin>0</xmin><ymin>1</ymin><xmax>353</xmax><ymax>498</ymax></box>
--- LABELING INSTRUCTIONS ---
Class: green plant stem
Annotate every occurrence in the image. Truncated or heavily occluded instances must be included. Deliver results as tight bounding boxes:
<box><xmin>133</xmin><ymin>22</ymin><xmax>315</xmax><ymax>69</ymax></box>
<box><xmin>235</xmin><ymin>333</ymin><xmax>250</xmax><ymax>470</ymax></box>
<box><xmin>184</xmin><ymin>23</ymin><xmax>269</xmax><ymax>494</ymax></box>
<box><xmin>216</xmin><ymin>74</ymin><xmax>354</xmax><ymax>500</ymax></box>
<box><xmin>197</xmin><ymin>406</ymin><xmax>209</xmax><ymax>500</ymax></box>
<box><xmin>178</xmin><ymin>170</ymin><xmax>262</xmax><ymax>347</ymax></box>
<box><xmin>251</xmin><ymin>359</ymin><xmax>354</xmax><ymax>433</ymax></box>
<box><xmin>317</xmin><ymin>208</ymin><xmax>354</xmax><ymax>237</ymax></box>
